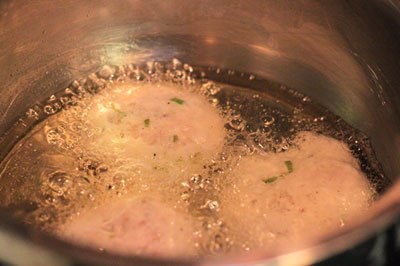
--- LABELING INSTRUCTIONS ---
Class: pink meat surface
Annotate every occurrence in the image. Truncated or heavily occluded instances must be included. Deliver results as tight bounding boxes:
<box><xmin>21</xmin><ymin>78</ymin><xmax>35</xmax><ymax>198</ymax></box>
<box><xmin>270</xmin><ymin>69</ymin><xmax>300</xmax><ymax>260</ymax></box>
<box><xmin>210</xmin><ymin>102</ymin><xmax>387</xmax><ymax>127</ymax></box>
<box><xmin>60</xmin><ymin>197</ymin><xmax>197</xmax><ymax>258</ymax></box>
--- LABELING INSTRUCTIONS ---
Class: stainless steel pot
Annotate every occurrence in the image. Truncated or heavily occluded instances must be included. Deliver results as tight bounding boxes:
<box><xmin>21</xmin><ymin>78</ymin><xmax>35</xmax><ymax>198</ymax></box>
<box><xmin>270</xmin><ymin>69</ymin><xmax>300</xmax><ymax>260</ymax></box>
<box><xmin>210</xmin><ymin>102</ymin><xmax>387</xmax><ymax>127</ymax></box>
<box><xmin>0</xmin><ymin>0</ymin><xmax>399</xmax><ymax>265</ymax></box>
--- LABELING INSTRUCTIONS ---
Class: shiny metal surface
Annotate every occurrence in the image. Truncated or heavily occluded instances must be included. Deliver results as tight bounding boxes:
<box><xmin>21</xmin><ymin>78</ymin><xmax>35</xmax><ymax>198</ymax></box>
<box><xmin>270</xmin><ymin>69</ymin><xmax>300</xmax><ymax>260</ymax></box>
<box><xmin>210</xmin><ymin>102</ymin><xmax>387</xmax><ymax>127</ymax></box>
<box><xmin>0</xmin><ymin>0</ymin><xmax>399</xmax><ymax>265</ymax></box>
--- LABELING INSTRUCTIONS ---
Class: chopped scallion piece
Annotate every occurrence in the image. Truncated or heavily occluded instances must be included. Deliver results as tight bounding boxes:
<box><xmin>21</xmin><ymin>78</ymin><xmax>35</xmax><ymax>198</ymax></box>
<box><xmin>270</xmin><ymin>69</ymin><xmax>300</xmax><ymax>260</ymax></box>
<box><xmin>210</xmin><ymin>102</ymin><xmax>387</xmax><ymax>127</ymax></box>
<box><xmin>263</xmin><ymin>176</ymin><xmax>278</xmax><ymax>184</ymax></box>
<box><xmin>285</xmin><ymin>160</ymin><xmax>293</xmax><ymax>173</ymax></box>
<box><xmin>144</xmin><ymin>118</ymin><xmax>150</xmax><ymax>127</ymax></box>
<box><xmin>170</xmin><ymin>97</ymin><xmax>185</xmax><ymax>105</ymax></box>
<box><xmin>110</xmin><ymin>103</ymin><xmax>127</xmax><ymax>117</ymax></box>
<box><xmin>263</xmin><ymin>160</ymin><xmax>294</xmax><ymax>185</ymax></box>
<box><xmin>173</xmin><ymin>134</ymin><xmax>179</xmax><ymax>143</ymax></box>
